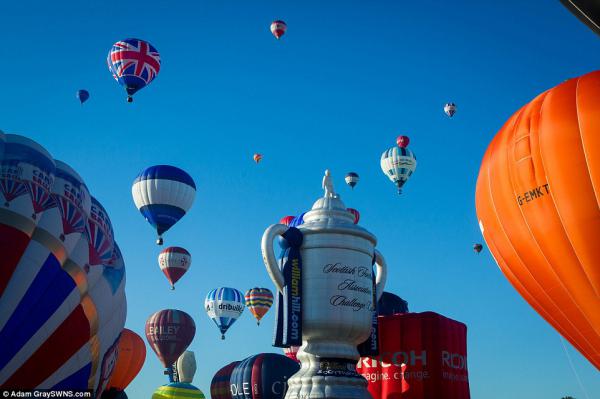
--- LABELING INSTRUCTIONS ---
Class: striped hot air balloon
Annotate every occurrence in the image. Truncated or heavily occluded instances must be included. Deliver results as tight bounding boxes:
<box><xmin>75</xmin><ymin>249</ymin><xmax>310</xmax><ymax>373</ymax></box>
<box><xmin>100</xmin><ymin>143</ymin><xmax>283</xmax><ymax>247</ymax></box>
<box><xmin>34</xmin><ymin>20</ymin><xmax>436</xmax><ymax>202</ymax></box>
<box><xmin>131</xmin><ymin>165</ymin><xmax>196</xmax><ymax>245</ymax></box>
<box><xmin>380</xmin><ymin>146</ymin><xmax>417</xmax><ymax>195</ymax></box>
<box><xmin>244</xmin><ymin>288</ymin><xmax>274</xmax><ymax>325</ymax></box>
<box><xmin>230</xmin><ymin>353</ymin><xmax>299</xmax><ymax>399</ymax></box>
<box><xmin>210</xmin><ymin>361</ymin><xmax>239</xmax><ymax>399</ymax></box>
<box><xmin>152</xmin><ymin>382</ymin><xmax>205</xmax><ymax>399</ymax></box>
<box><xmin>345</xmin><ymin>172</ymin><xmax>359</xmax><ymax>189</ymax></box>
<box><xmin>158</xmin><ymin>247</ymin><xmax>191</xmax><ymax>290</ymax></box>
<box><xmin>205</xmin><ymin>288</ymin><xmax>245</xmax><ymax>339</ymax></box>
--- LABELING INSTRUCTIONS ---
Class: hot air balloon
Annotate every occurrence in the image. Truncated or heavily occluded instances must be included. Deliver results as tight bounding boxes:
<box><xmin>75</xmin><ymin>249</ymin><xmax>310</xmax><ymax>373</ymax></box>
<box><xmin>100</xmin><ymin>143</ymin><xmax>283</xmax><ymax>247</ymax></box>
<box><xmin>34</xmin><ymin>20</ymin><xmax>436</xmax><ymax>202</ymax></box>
<box><xmin>158</xmin><ymin>247</ymin><xmax>191</xmax><ymax>289</ymax></box>
<box><xmin>270</xmin><ymin>20</ymin><xmax>287</xmax><ymax>39</ymax></box>
<box><xmin>244</xmin><ymin>287</ymin><xmax>273</xmax><ymax>325</ymax></box>
<box><xmin>475</xmin><ymin>70</ymin><xmax>600</xmax><ymax>370</ymax></box>
<box><xmin>282</xmin><ymin>346</ymin><xmax>300</xmax><ymax>363</ymax></box>
<box><xmin>205</xmin><ymin>287</ymin><xmax>245</xmax><ymax>339</ymax></box>
<box><xmin>253</xmin><ymin>153</ymin><xmax>263</xmax><ymax>164</ymax></box>
<box><xmin>279</xmin><ymin>216</ymin><xmax>295</xmax><ymax>226</ymax></box>
<box><xmin>473</xmin><ymin>243</ymin><xmax>483</xmax><ymax>254</ymax></box>
<box><xmin>380</xmin><ymin>146</ymin><xmax>417</xmax><ymax>194</ymax></box>
<box><xmin>560</xmin><ymin>0</ymin><xmax>600</xmax><ymax>36</ymax></box>
<box><xmin>104</xmin><ymin>329</ymin><xmax>146</xmax><ymax>396</ymax></box>
<box><xmin>230</xmin><ymin>354</ymin><xmax>300</xmax><ymax>399</ymax></box>
<box><xmin>152</xmin><ymin>383</ymin><xmax>206</xmax><ymax>399</ymax></box>
<box><xmin>396</xmin><ymin>135</ymin><xmax>410</xmax><ymax>148</ymax></box>
<box><xmin>210</xmin><ymin>361</ymin><xmax>239</xmax><ymax>399</ymax></box>
<box><xmin>0</xmin><ymin>134</ymin><xmax>127</xmax><ymax>394</ymax></box>
<box><xmin>377</xmin><ymin>291</ymin><xmax>409</xmax><ymax>316</ymax></box>
<box><xmin>132</xmin><ymin>165</ymin><xmax>196</xmax><ymax>245</ymax></box>
<box><xmin>145</xmin><ymin>309</ymin><xmax>196</xmax><ymax>380</ymax></box>
<box><xmin>345</xmin><ymin>172</ymin><xmax>359</xmax><ymax>189</ymax></box>
<box><xmin>175</xmin><ymin>351</ymin><xmax>196</xmax><ymax>384</ymax></box>
<box><xmin>347</xmin><ymin>208</ymin><xmax>360</xmax><ymax>224</ymax></box>
<box><xmin>77</xmin><ymin>89</ymin><xmax>90</xmax><ymax>105</ymax></box>
<box><xmin>444</xmin><ymin>102</ymin><xmax>457</xmax><ymax>117</ymax></box>
<box><xmin>107</xmin><ymin>38</ymin><xmax>161</xmax><ymax>102</ymax></box>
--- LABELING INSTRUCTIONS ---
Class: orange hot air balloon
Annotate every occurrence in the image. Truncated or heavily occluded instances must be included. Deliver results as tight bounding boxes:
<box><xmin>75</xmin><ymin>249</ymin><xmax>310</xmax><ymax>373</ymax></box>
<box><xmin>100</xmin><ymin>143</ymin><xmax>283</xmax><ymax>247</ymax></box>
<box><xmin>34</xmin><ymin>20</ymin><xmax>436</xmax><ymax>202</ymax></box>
<box><xmin>106</xmin><ymin>329</ymin><xmax>147</xmax><ymax>391</ymax></box>
<box><xmin>475</xmin><ymin>70</ymin><xmax>600</xmax><ymax>370</ymax></box>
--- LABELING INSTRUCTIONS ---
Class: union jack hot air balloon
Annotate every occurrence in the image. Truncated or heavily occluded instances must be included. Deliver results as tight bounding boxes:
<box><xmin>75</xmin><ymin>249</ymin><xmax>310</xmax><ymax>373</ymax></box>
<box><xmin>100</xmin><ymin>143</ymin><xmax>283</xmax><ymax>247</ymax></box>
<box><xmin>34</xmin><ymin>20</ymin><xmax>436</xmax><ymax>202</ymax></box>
<box><xmin>244</xmin><ymin>287</ymin><xmax>274</xmax><ymax>325</ymax></box>
<box><xmin>270</xmin><ymin>20</ymin><xmax>287</xmax><ymax>39</ymax></box>
<box><xmin>205</xmin><ymin>287</ymin><xmax>245</xmax><ymax>339</ymax></box>
<box><xmin>158</xmin><ymin>246</ymin><xmax>192</xmax><ymax>289</ymax></box>
<box><xmin>444</xmin><ymin>102</ymin><xmax>457</xmax><ymax>117</ymax></box>
<box><xmin>131</xmin><ymin>165</ymin><xmax>196</xmax><ymax>245</ymax></box>
<box><xmin>107</xmin><ymin>38</ymin><xmax>161</xmax><ymax>102</ymax></box>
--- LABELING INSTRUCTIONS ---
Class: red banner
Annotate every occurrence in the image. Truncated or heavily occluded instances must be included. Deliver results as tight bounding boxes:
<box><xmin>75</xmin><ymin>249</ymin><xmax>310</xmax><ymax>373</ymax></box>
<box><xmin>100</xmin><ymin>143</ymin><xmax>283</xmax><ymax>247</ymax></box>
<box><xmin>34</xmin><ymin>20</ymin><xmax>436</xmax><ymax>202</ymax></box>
<box><xmin>357</xmin><ymin>311</ymin><xmax>470</xmax><ymax>399</ymax></box>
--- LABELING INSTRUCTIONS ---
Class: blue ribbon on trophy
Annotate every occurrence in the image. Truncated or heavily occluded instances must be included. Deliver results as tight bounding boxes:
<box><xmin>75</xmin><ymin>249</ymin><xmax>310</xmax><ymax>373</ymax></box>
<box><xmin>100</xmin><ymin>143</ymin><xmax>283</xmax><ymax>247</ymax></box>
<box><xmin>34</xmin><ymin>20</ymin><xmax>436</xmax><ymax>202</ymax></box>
<box><xmin>273</xmin><ymin>227</ymin><xmax>304</xmax><ymax>348</ymax></box>
<box><xmin>357</xmin><ymin>258</ymin><xmax>379</xmax><ymax>357</ymax></box>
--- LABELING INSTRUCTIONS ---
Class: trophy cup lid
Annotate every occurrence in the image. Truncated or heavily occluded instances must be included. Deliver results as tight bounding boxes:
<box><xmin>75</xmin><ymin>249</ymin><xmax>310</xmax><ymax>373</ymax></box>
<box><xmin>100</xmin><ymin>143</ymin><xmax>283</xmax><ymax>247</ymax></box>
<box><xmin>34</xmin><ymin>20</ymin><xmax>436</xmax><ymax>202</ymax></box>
<box><xmin>300</xmin><ymin>170</ymin><xmax>376</xmax><ymax>244</ymax></box>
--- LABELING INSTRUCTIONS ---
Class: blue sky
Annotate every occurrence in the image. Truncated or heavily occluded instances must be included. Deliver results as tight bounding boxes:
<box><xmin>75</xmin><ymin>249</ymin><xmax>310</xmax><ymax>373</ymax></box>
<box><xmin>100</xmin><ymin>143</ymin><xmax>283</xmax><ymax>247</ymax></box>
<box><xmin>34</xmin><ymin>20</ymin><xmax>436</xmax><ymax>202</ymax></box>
<box><xmin>1</xmin><ymin>1</ymin><xmax>599</xmax><ymax>398</ymax></box>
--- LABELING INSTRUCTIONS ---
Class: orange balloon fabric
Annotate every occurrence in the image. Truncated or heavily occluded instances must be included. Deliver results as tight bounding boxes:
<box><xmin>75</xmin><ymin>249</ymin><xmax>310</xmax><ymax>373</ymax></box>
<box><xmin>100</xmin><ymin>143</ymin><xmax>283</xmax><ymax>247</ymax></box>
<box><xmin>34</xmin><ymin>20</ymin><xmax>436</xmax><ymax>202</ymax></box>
<box><xmin>475</xmin><ymin>70</ymin><xmax>600</xmax><ymax>370</ymax></box>
<box><xmin>107</xmin><ymin>328</ymin><xmax>147</xmax><ymax>390</ymax></box>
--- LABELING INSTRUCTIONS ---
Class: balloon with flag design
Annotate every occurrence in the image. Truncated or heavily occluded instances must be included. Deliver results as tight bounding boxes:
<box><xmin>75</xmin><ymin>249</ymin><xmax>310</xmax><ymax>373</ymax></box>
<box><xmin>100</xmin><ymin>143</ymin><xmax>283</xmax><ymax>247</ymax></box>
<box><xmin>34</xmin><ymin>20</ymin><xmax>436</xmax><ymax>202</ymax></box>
<box><xmin>131</xmin><ymin>165</ymin><xmax>196</xmax><ymax>245</ymax></box>
<box><xmin>158</xmin><ymin>247</ymin><xmax>191</xmax><ymax>290</ymax></box>
<box><xmin>244</xmin><ymin>287</ymin><xmax>273</xmax><ymax>325</ymax></box>
<box><xmin>107</xmin><ymin>38</ymin><xmax>161</xmax><ymax>102</ymax></box>
<box><xmin>205</xmin><ymin>287</ymin><xmax>245</xmax><ymax>339</ymax></box>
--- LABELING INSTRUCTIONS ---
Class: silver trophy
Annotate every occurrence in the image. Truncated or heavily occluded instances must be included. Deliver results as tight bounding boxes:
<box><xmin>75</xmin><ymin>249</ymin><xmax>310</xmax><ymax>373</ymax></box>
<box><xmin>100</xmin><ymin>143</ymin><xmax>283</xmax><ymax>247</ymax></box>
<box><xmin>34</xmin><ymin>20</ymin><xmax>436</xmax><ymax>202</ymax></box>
<box><xmin>262</xmin><ymin>170</ymin><xmax>388</xmax><ymax>399</ymax></box>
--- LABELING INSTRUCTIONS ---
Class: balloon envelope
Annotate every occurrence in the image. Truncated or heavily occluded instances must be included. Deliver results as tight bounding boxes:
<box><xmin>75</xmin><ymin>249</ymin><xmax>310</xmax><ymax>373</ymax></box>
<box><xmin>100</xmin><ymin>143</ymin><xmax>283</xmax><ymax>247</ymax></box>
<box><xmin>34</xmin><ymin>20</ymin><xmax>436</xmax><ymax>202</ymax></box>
<box><xmin>107</xmin><ymin>329</ymin><xmax>146</xmax><ymax>391</ymax></box>
<box><xmin>210</xmin><ymin>361</ymin><xmax>239</xmax><ymax>399</ymax></box>
<box><xmin>158</xmin><ymin>247</ymin><xmax>191</xmax><ymax>289</ymax></box>
<box><xmin>244</xmin><ymin>288</ymin><xmax>273</xmax><ymax>325</ymax></box>
<box><xmin>345</xmin><ymin>172</ymin><xmax>359</xmax><ymax>189</ymax></box>
<box><xmin>176</xmin><ymin>351</ymin><xmax>196</xmax><ymax>383</ymax></box>
<box><xmin>145</xmin><ymin>309</ymin><xmax>196</xmax><ymax>367</ymax></box>
<box><xmin>229</xmin><ymin>353</ymin><xmax>300</xmax><ymax>399</ymax></box>
<box><xmin>347</xmin><ymin>208</ymin><xmax>360</xmax><ymax>224</ymax></box>
<box><xmin>396</xmin><ymin>135</ymin><xmax>410</xmax><ymax>148</ymax></box>
<box><xmin>270</xmin><ymin>20</ymin><xmax>287</xmax><ymax>39</ymax></box>
<box><xmin>77</xmin><ymin>89</ymin><xmax>90</xmax><ymax>104</ymax></box>
<box><xmin>380</xmin><ymin>146</ymin><xmax>417</xmax><ymax>194</ymax></box>
<box><xmin>476</xmin><ymin>71</ymin><xmax>600</xmax><ymax>370</ymax></box>
<box><xmin>377</xmin><ymin>292</ymin><xmax>409</xmax><ymax>316</ymax></box>
<box><xmin>444</xmin><ymin>102</ymin><xmax>457</xmax><ymax>117</ymax></box>
<box><xmin>205</xmin><ymin>288</ymin><xmax>245</xmax><ymax>339</ymax></box>
<box><xmin>152</xmin><ymin>382</ymin><xmax>205</xmax><ymax>399</ymax></box>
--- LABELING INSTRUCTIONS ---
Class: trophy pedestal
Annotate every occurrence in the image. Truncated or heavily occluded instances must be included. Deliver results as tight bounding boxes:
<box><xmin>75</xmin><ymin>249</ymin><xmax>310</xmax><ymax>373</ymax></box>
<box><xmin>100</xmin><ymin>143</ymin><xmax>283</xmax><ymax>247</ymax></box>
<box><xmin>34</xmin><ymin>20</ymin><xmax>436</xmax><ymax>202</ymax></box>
<box><xmin>285</xmin><ymin>341</ymin><xmax>371</xmax><ymax>399</ymax></box>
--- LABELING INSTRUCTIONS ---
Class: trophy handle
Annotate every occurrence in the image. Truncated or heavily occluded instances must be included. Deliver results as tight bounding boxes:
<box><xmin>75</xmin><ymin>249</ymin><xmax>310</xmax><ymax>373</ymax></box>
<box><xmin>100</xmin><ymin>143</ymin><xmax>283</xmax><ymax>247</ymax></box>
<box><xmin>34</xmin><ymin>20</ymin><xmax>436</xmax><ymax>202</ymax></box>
<box><xmin>261</xmin><ymin>224</ymin><xmax>288</xmax><ymax>294</ymax></box>
<box><xmin>374</xmin><ymin>249</ymin><xmax>388</xmax><ymax>301</ymax></box>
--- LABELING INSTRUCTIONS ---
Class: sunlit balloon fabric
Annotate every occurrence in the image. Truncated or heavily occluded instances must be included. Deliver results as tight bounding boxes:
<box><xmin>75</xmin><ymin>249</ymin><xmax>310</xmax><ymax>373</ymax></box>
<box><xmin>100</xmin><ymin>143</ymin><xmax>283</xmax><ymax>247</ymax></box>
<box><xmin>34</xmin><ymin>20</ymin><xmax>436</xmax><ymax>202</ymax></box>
<box><xmin>145</xmin><ymin>309</ymin><xmax>196</xmax><ymax>368</ymax></box>
<box><xmin>0</xmin><ymin>134</ymin><xmax>126</xmax><ymax>393</ymax></box>
<box><xmin>152</xmin><ymin>382</ymin><xmax>205</xmax><ymax>399</ymax></box>
<box><xmin>107</xmin><ymin>38</ymin><xmax>161</xmax><ymax>102</ymax></box>
<box><xmin>475</xmin><ymin>70</ymin><xmax>600</xmax><ymax>370</ymax></box>
<box><xmin>444</xmin><ymin>102</ymin><xmax>457</xmax><ymax>117</ymax></box>
<box><xmin>345</xmin><ymin>172</ymin><xmax>359</xmax><ymax>189</ymax></box>
<box><xmin>205</xmin><ymin>287</ymin><xmax>245</xmax><ymax>339</ymax></box>
<box><xmin>244</xmin><ymin>287</ymin><xmax>273</xmax><ymax>325</ymax></box>
<box><xmin>158</xmin><ymin>247</ymin><xmax>191</xmax><ymax>289</ymax></box>
<box><xmin>106</xmin><ymin>329</ymin><xmax>146</xmax><ymax>391</ymax></box>
<box><xmin>131</xmin><ymin>165</ymin><xmax>196</xmax><ymax>245</ymax></box>
<box><xmin>380</xmin><ymin>146</ymin><xmax>417</xmax><ymax>194</ymax></box>
<box><xmin>270</xmin><ymin>20</ymin><xmax>287</xmax><ymax>39</ymax></box>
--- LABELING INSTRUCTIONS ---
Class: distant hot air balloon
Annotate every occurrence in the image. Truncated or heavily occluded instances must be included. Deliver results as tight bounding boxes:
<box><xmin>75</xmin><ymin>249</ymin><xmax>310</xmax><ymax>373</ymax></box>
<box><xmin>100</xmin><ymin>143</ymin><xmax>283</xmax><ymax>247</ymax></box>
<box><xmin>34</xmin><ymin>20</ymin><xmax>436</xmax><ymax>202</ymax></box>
<box><xmin>345</xmin><ymin>172</ymin><xmax>359</xmax><ymax>189</ymax></box>
<box><xmin>282</xmin><ymin>346</ymin><xmax>300</xmax><ymax>363</ymax></box>
<box><xmin>145</xmin><ymin>310</ymin><xmax>196</xmax><ymax>380</ymax></box>
<box><xmin>396</xmin><ymin>135</ymin><xmax>410</xmax><ymax>148</ymax></box>
<box><xmin>210</xmin><ymin>361</ymin><xmax>239</xmax><ymax>399</ymax></box>
<box><xmin>0</xmin><ymin>134</ymin><xmax>127</xmax><ymax>394</ymax></box>
<box><xmin>476</xmin><ymin>70</ymin><xmax>600</xmax><ymax>370</ymax></box>
<box><xmin>347</xmin><ymin>208</ymin><xmax>360</xmax><ymax>224</ymax></box>
<box><xmin>444</xmin><ymin>102</ymin><xmax>457</xmax><ymax>117</ymax></box>
<box><xmin>205</xmin><ymin>287</ymin><xmax>245</xmax><ymax>339</ymax></box>
<box><xmin>230</xmin><ymin>353</ymin><xmax>300</xmax><ymax>399</ymax></box>
<box><xmin>380</xmin><ymin>146</ymin><xmax>417</xmax><ymax>194</ymax></box>
<box><xmin>279</xmin><ymin>216</ymin><xmax>295</xmax><ymax>226</ymax></box>
<box><xmin>473</xmin><ymin>243</ymin><xmax>483</xmax><ymax>254</ymax></box>
<box><xmin>152</xmin><ymin>383</ymin><xmax>205</xmax><ymax>399</ymax></box>
<box><xmin>107</xmin><ymin>38</ymin><xmax>161</xmax><ymax>102</ymax></box>
<box><xmin>270</xmin><ymin>20</ymin><xmax>287</xmax><ymax>39</ymax></box>
<box><xmin>176</xmin><ymin>351</ymin><xmax>196</xmax><ymax>384</ymax></box>
<box><xmin>253</xmin><ymin>153</ymin><xmax>263</xmax><ymax>164</ymax></box>
<box><xmin>158</xmin><ymin>247</ymin><xmax>192</xmax><ymax>289</ymax></box>
<box><xmin>77</xmin><ymin>89</ymin><xmax>90</xmax><ymax>105</ymax></box>
<box><xmin>132</xmin><ymin>165</ymin><xmax>196</xmax><ymax>245</ymax></box>
<box><xmin>244</xmin><ymin>287</ymin><xmax>274</xmax><ymax>325</ymax></box>
<box><xmin>104</xmin><ymin>329</ymin><xmax>146</xmax><ymax>397</ymax></box>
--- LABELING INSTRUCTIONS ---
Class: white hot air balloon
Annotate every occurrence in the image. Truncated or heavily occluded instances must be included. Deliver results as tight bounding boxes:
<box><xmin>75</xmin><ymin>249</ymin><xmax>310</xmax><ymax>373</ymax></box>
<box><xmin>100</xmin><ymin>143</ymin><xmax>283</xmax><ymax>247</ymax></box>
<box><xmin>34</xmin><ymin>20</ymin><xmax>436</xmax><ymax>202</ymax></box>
<box><xmin>444</xmin><ymin>102</ymin><xmax>457</xmax><ymax>117</ymax></box>
<box><xmin>380</xmin><ymin>146</ymin><xmax>417</xmax><ymax>194</ymax></box>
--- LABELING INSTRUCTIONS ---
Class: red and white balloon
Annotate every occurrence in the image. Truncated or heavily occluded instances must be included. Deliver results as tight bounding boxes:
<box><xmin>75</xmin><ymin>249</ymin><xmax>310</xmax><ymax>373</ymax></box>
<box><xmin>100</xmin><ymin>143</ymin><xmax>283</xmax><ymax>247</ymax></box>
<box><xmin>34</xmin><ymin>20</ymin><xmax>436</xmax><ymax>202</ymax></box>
<box><xmin>158</xmin><ymin>246</ymin><xmax>191</xmax><ymax>289</ymax></box>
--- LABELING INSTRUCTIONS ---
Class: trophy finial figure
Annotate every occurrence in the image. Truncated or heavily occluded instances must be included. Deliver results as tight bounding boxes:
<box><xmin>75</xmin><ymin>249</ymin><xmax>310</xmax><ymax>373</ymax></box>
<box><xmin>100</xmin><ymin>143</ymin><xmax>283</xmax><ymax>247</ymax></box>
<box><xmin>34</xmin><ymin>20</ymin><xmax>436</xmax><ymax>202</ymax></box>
<box><xmin>322</xmin><ymin>169</ymin><xmax>335</xmax><ymax>198</ymax></box>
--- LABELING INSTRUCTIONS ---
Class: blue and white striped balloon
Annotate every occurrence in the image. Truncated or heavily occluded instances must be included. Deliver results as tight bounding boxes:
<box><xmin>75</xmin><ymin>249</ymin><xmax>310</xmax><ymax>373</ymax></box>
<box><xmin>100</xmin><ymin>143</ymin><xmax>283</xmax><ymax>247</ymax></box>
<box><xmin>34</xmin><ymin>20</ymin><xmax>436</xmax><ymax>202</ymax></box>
<box><xmin>380</xmin><ymin>146</ymin><xmax>417</xmax><ymax>195</ymax></box>
<box><xmin>131</xmin><ymin>165</ymin><xmax>196</xmax><ymax>245</ymax></box>
<box><xmin>204</xmin><ymin>288</ymin><xmax>245</xmax><ymax>340</ymax></box>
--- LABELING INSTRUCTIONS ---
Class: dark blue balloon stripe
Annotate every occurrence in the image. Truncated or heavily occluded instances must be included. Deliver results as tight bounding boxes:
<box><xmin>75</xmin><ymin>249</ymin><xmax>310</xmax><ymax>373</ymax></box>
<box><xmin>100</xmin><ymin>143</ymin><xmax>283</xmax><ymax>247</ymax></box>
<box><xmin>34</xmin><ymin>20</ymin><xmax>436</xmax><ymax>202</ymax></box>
<box><xmin>133</xmin><ymin>165</ymin><xmax>196</xmax><ymax>189</ymax></box>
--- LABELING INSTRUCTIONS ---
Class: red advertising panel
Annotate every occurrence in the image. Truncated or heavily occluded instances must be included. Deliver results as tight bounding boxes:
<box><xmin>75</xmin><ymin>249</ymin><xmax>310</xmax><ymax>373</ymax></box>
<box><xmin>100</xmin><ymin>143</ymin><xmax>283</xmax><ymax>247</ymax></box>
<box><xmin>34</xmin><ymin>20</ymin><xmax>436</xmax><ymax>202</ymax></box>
<box><xmin>357</xmin><ymin>311</ymin><xmax>470</xmax><ymax>398</ymax></box>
